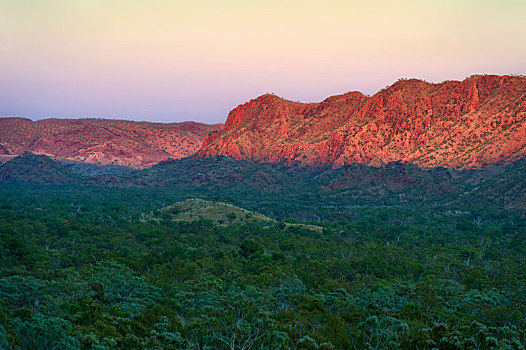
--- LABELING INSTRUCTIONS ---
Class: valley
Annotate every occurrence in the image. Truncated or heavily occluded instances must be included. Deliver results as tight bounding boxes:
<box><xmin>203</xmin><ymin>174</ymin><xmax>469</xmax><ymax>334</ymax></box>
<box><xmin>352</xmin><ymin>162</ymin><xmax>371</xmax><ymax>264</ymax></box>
<box><xmin>0</xmin><ymin>75</ymin><xmax>525</xmax><ymax>349</ymax></box>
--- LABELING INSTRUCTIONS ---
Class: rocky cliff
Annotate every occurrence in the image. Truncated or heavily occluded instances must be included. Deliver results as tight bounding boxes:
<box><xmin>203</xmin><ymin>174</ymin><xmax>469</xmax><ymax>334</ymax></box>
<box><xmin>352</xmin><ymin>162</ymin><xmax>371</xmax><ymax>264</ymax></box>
<box><xmin>198</xmin><ymin>75</ymin><xmax>526</xmax><ymax>168</ymax></box>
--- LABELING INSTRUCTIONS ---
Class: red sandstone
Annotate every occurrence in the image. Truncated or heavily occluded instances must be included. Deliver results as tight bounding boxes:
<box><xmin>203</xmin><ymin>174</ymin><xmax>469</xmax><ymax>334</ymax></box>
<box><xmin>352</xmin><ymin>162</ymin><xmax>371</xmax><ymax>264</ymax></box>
<box><xmin>198</xmin><ymin>75</ymin><xmax>526</xmax><ymax>168</ymax></box>
<box><xmin>0</xmin><ymin>118</ymin><xmax>223</xmax><ymax>168</ymax></box>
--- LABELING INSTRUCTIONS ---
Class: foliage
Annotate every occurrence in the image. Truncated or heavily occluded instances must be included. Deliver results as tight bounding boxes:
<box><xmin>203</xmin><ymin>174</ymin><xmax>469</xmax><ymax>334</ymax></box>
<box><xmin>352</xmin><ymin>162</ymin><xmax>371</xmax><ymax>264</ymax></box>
<box><xmin>0</xmin><ymin>158</ymin><xmax>524</xmax><ymax>349</ymax></box>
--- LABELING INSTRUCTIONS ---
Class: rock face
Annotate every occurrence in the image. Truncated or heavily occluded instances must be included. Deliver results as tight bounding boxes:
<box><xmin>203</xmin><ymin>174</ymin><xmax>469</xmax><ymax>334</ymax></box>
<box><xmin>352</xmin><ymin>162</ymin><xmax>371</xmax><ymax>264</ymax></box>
<box><xmin>198</xmin><ymin>75</ymin><xmax>526</xmax><ymax>168</ymax></box>
<box><xmin>0</xmin><ymin>118</ymin><xmax>223</xmax><ymax>168</ymax></box>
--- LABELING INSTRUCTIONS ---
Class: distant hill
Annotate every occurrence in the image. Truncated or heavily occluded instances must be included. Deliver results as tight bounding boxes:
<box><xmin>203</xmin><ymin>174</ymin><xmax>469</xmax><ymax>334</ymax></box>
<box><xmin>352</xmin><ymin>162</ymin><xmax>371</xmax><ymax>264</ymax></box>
<box><xmin>199</xmin><ymin>75</ymin><xmax>526</xmax><ymax>169</ymax></box>
<box><xmin>56</xmin><ymin>158</ymin><xmax>135</xmax><ymax>177</ymax></box>
<box><xmin>0</xmin><ymin>152</ymin><xmax>78</xmax><ymax>185</ymax></box>
<box><xmin>117</xmin><ymin>155</ymin><xmax>305</xmax><ymax>190</ymax></box>
<box><xmin>0</xmin><ymin>118</ymin><xmax>223</xmax><ymax>168</ymax></box>
<box><xmin>1</xmin><ymin>152</ymin><xmax>524</xmax><ymax>213</ymax></box>
<box><xmin>99</xmin><ymin>156</ymin><xmax>526</xmax><ymax>211</ymax></box>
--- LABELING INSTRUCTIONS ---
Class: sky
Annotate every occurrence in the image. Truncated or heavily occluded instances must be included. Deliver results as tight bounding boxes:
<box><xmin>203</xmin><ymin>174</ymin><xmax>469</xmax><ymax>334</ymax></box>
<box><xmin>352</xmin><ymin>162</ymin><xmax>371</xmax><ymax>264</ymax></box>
<box><xmin>1</xmin><ymin>0</ymin><xmax>525</xmax><ymax>123</ymax></box>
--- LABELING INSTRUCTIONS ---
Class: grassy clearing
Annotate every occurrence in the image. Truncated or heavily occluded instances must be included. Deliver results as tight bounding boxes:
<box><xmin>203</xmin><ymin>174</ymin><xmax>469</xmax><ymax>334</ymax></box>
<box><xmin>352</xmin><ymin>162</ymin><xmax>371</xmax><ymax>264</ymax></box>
<box><xmin>147</xmin><ymin>198</ymin><xmax>324</xmax><ymax>233</ymax></box>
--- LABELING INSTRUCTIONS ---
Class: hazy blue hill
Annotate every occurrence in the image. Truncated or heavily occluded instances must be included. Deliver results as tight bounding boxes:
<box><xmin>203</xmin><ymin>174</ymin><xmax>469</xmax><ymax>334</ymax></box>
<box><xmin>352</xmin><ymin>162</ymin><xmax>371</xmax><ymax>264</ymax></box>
<box><xmin>0</xmin><ymin>152</ymin><xmax>78</xmax><ymax>185</ymax></box>
<box><xmin>57</xmin><ymin>158</ymin><xmax>135</xmax><ymax>177</ymax></box>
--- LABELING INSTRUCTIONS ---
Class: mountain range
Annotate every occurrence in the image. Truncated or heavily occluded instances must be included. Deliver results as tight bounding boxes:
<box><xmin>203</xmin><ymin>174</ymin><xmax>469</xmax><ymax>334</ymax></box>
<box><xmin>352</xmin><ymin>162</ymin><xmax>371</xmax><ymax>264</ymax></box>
<box><xmin>1</xmin><ymin>74</ymin><xmax>525</xmax><ymax>169</ymax></box>
<box><xmin>0</xmin><ymin>118</ymin><xmax>223</xmax><ymax>168</ymax></box>
<box><xmin>2</xmin><ymin>75</ymin><xmax>525</xmax><ymax>350</ymax></box>
<box><xmin>199</xmin><ymin>74</ymin><xmax>526</xmax><ymax>168</ymax></box>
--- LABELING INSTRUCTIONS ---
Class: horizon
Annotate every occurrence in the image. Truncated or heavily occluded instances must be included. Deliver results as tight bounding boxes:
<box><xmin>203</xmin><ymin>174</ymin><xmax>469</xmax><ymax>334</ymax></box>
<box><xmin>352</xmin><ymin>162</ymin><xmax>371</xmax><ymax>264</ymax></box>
<box><xmin>1</xmin><ymin>0</ymin><xmax>525</xmax><ymax>123</ymax></box>
<box><xmin>2</xmin><ymin>73</ymin><xmax>524</xmax><ymax>124</ymax></box>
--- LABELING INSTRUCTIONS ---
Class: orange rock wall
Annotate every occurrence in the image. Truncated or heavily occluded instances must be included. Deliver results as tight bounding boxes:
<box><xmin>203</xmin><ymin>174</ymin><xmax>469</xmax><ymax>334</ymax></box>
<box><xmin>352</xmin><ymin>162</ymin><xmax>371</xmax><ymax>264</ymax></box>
<box><xmin>199</xmin><ymin>75</ymin><xmax>526</xmax><ymax>168</ymax></box>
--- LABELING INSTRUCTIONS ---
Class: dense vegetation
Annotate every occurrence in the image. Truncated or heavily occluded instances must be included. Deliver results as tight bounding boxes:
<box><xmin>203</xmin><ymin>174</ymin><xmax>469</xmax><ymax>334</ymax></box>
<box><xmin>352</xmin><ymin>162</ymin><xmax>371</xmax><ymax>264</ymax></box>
<box><xmin>0</xmin><ymin>154</ymin><xmax>524</xmax><ymax>349</ymax></box>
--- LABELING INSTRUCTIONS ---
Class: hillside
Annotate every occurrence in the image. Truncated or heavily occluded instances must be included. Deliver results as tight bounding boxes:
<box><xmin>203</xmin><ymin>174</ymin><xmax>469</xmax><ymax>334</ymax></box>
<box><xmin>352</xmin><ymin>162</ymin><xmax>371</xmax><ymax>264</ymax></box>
<box><xmin>198</xmin><ymin>75</ymin><xmax>526</xmax><ymax>169</ymax></box>
<box><xmin>90</xmin><ymin>156</ymin><xmax>525</xmax><ymax>214</ymax></box>
<box><xmin>0</xmin><ymin>152</ymin><xmax>78</xmax><ymax>185</ymax></box>
<box><xmin>1</xmin><ymin>153</ymin><xmax>523</xmax><ymax>213</ymax></box>
<box><xmin>146</xmin><ymin>198</ymin><xmax>274</xmax><ymax>225</ymax></box>
<box><xmin>145</xmin><ymin>198</ymin><xmax>325</xmax><ymax>232</ymax></box>
<box><xmin>0</xmin><ymin>118</ymin><xmax>223</xmax><ymax>168</ymax></box>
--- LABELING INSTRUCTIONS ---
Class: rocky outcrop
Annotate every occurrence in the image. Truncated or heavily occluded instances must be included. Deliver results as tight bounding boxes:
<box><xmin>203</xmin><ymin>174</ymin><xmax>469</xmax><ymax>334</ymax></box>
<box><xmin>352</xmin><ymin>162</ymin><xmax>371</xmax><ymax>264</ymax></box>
<box><xmin>0</xmin><ymin>118</ymin><xmax>223</xmax><ymax>168</ymax></box>
<box><xmin>198</xmin><ymin>75</ymin><xmax>526</xmax><ymax>168</ymax></box>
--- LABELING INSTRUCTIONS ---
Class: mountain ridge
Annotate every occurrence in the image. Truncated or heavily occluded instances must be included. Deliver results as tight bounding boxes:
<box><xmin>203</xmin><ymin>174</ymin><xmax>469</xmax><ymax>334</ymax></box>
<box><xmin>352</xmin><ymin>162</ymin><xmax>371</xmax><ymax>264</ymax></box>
<box><xmin>0</xmin><ymin>117</ymin><xmax>223</xmax><ymax>168</ymax></box>
<box><xmin>198</xmin><ymin>75</ymin><xmax>526</xmax><ymax>168</ymax></box>
<box><xmin>2</xmin><ymin>75</ymin><xmax>525</xmax><ymax>169</ymax></box>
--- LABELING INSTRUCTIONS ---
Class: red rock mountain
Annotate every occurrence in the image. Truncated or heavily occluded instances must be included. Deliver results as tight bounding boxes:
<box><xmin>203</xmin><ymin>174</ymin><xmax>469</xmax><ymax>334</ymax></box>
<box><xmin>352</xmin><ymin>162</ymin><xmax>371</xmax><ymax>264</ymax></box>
<box><xmin>198</xmin><ymin>75</ymin><xmax>526</xmax><ymax>168</ymax></box>
<box><xmin>0</xmin><ymin>118</ymin><xmax>223</xmax><ymax>168</ymax></box>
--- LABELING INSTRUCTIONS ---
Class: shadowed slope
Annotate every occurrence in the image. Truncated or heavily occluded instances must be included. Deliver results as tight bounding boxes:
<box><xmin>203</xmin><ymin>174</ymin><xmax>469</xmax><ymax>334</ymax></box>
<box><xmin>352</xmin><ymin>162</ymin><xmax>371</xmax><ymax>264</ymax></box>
<box><xmin>0</xmin><ymin>152</ymin><xmax>78</xmax><ymax>185</ymax></box>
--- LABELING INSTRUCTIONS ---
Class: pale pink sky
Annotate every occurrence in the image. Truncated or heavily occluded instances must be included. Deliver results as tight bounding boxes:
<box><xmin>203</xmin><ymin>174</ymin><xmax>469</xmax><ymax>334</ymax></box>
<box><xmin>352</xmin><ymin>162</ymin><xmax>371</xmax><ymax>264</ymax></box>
<box><xmin>1</xmin><ymin>0</ymin><xmax>525</xmax><ymax>123</ymax></box>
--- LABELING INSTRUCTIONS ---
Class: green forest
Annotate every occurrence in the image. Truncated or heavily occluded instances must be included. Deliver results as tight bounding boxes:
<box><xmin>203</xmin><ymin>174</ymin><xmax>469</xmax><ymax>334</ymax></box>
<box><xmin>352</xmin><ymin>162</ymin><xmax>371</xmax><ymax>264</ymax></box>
<box><xmin>0</xmin><ymin>154</ymin><xmax>525</xmax><ymax>349</ymax></box>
